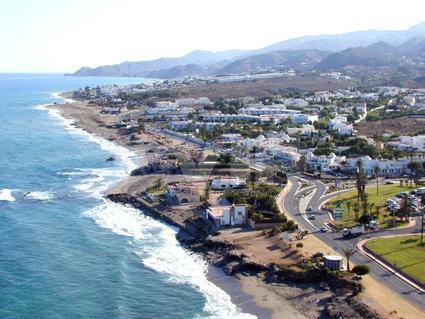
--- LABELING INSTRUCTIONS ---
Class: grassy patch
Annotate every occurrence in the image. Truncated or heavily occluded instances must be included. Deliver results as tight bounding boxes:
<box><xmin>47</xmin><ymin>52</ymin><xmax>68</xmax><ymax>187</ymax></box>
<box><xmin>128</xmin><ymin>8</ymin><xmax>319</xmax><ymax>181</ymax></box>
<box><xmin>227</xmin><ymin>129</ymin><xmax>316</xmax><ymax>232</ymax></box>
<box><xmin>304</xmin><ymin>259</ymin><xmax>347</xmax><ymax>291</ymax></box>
<box><xmin>326</xmin><ymin>184</ymin><xmax>413</xmax><ymax>227</ymax></box>
<box><xmin>365</xmin><ymin>235</ymin><xmax>425</xmax><ymax>285</ymax></box>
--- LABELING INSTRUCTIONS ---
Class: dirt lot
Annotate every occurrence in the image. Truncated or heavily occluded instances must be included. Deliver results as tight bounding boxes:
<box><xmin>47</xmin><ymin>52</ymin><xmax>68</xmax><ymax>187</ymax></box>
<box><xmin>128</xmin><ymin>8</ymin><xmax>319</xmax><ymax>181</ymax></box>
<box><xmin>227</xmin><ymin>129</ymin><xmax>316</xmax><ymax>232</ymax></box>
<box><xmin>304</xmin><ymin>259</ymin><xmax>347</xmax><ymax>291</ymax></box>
<box><xmin>216</xmin><ymin>228</ymin><xmax>305</xmax><ymax>266</ymax></box>
<box><xmin>356</xmin><ymin>116</ymin><xmax>425</xmax><ymax>137</ymax></box>
<box><xmin>167</xmin><ymin>76</ymin><xmax>355</xmax><ymax>100</ymax></box>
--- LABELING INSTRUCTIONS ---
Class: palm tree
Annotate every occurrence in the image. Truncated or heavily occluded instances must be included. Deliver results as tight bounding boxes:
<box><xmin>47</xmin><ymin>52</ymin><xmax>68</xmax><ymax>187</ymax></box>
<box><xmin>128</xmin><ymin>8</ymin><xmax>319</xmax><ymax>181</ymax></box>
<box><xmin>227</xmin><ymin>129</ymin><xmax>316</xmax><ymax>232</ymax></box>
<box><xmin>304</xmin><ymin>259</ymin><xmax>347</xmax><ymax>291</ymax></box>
<box><xmin>203</xmin><ymin>183</ymin><xmax>211</xmax><ymax>201</ymax></box>
<box><xmin>353</xmin><ymin>202</ymin><xmax>360</xmax><ymax>222</ymax></box>
<box><xmin>369</xmin><ymin>203</ymin><xmax>375</xmax><ymax>216</ymax></box>
<box><xmin>356</xmin><ymin>160</ymin><xmax>367</xmax><ymax>203</ymax></box>
<box><xmin>346</xmin><ymin>201</ymin><xmax>351</xmax><ymax>218</ymax></box>
<box><xmin>373</xmin><ymin>166</ymin><xmax>380</xmax><ymax>195</ymax></box>
<box><xmin>342</xmin><ymin>247</ymin><xmax>357</xmax><ymax>272</ymax></box>
<box><xmin>374</xmin><ymin>205</ymin><xmax>380</xmax><ymax>220</ymax></box>
<box><xmin>420</xmin><ymin>194</ymin><xmax>425</xmax><ymax>246</ymax></box>
<box><xmin>154</xmin><ymin>177</ymin><xmax>163</xmax><ymax>191</ymax></box>
<box><xmin>361</xmin><ymin>193</ymin><xmax>369</xmax><ymax>216</ymax></box>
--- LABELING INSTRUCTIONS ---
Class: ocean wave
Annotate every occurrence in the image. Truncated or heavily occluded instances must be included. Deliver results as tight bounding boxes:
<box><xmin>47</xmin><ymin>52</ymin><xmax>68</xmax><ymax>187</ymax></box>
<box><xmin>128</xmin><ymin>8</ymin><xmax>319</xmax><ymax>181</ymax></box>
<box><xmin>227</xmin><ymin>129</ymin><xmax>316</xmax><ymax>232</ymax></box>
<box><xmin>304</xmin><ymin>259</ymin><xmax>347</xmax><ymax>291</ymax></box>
<box><xmin>24</xmin><ymin>191</ymin><xmax>53</xmax><ymax>201</ymax></box>
<box><xmin>42</xmin><ymin>92</ymin><xmax>140</xmax><ymax>173</ymax></box>
<box><xmin>36</xmin><ymin>92</ymin><xmax>139</xmax><ymax>199</ymax></box>
<box><xmin>51</xmin><ymin>91</ymin><xmax>76</xmax><ymax>104</ymax></box>
<box><xmin>33</xmin><ymin>103</ymin><xmax>52</xmax><ymax>111</ymax></box>
<box><xmin>85</xmin><ymin>201</ymin><xmax>255</xmax><ymax>319</ymax></box>
<box><xmin>57</xmin><ymin>168</ymin><xmax>91</xmax><ymax>176</ymax></box>
<box><xmin>42</xmin><ymin>92</ymin><xmax>252</xmax><ymax>318</ymax></box>
<box><xmin>0</xmin><ymin>189</ymin><xmax>15</xmax><ymax>202</ymax></box>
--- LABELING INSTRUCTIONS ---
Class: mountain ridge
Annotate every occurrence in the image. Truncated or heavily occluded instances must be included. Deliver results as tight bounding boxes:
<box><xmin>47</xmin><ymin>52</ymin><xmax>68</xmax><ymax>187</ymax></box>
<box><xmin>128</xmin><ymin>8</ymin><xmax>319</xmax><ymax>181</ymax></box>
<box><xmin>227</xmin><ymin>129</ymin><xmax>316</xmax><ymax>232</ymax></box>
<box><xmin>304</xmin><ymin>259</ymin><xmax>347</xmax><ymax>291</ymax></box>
<box><xmin>69</xmin><ymin>21</ymin><xmax>425</xmax><ymax>79</ymax></box>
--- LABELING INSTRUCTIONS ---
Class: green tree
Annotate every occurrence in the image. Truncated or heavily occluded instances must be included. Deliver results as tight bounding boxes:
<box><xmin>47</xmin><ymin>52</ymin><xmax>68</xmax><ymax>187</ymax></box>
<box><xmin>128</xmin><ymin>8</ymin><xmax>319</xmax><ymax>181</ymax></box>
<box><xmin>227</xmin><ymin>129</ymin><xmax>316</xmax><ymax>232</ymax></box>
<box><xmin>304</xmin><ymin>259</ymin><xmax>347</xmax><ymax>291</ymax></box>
<box><xmin>396</xmin><ymin>197</ymin><xmax>411</xmax><ymax>222</ymax></box>
<box><xmin>352</xmin><ymin>264</ymin><xmax>370</xmax><ymax>276</ymax></box>
<box><xmin>297</xmin><ymin>154</ymin><xmax>307</xmax><ymax>173</ymax></box>
<box><xmin>154</xmin><ymin>177</ymin><xmax>163</xmax><ymax>191</ymax></box>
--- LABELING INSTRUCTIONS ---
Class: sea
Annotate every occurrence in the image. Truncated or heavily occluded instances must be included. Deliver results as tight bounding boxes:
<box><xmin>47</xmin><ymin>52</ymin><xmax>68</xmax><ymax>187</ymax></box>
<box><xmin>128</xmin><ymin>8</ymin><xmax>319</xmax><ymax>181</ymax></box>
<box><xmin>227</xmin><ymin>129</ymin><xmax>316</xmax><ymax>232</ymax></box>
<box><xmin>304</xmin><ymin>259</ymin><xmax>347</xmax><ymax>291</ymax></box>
<box><xmin>0</xmin><ymin>74</ymin><xmax>256</xmax><ymax>319</ymax></box>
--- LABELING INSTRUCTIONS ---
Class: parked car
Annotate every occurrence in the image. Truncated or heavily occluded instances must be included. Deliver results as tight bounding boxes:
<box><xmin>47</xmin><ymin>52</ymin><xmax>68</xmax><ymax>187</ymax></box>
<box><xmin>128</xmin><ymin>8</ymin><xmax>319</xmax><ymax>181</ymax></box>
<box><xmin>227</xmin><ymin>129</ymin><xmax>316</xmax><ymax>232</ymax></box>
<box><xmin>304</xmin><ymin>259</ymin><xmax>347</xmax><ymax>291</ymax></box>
<box><xmin>386</xmin><ymin>199</ymin><xmax>397</xmax><ymax>206</ymax></box>
<box><xmin>396</xmin><ymin>192</ymin><xmax>409</xmax><ymax>198</ymax></box>
<box><xmin>416</xmin><ymin>187</ymin><xmax>425</xmax><ymax>195</ymax></box>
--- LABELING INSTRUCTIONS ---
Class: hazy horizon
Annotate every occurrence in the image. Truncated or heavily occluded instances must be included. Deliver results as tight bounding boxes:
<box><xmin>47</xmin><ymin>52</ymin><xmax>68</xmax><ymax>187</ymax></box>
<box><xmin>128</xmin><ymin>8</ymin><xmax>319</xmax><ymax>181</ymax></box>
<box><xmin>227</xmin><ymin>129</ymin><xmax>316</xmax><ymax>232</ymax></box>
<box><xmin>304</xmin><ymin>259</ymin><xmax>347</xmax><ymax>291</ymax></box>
<box><xmin>1</xmin><ymin>0</ymin><xmax>425</xmax><ymax>73</ymax></box>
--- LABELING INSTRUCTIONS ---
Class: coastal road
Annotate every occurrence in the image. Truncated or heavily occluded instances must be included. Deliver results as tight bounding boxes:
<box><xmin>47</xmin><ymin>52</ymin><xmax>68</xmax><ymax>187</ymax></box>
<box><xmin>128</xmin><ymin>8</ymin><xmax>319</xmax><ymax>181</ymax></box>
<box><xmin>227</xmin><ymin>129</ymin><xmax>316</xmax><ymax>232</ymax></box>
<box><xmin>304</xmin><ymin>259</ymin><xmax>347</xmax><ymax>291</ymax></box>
<box><xmin>283</xmin><ymin>176</ymin><xmax>425</xmax><ymax>313</ymax></box>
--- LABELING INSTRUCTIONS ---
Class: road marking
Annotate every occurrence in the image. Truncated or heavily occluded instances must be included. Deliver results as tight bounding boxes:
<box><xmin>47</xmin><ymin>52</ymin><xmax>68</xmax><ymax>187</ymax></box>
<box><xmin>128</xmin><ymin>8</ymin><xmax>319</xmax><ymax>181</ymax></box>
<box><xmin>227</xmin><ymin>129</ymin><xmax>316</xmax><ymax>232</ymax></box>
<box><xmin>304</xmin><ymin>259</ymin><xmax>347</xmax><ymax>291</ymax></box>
<box><xmin>298</xmin><ymin>189</ymin><xmax>320</xmax><ymax>231</ymax></box>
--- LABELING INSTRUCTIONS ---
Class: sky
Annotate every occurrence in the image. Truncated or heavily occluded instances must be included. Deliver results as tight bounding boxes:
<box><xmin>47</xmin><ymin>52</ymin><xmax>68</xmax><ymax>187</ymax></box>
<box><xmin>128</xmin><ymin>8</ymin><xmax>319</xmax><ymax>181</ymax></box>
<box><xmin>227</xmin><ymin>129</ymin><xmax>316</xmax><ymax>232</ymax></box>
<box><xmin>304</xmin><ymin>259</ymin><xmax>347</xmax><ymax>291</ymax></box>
<box><xmin>1</xmin><ymin>0</ymin><xmax>425</xmax><ymax>73</ymax></box>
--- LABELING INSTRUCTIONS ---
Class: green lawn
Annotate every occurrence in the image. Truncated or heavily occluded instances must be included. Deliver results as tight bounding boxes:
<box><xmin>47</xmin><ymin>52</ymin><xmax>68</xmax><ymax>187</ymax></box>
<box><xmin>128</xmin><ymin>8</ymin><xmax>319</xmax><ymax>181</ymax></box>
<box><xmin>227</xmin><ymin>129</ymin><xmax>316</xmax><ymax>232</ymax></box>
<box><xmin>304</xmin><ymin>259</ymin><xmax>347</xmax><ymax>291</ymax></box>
<box><xmin>365</xmin><ymin>235</ymin><xmax>425</xmax><ymax>285</ymax></box>
<box><xmin>326</xmin><ymin>184</ymin><xmax>413</xmax><ymax>227</ymax></box>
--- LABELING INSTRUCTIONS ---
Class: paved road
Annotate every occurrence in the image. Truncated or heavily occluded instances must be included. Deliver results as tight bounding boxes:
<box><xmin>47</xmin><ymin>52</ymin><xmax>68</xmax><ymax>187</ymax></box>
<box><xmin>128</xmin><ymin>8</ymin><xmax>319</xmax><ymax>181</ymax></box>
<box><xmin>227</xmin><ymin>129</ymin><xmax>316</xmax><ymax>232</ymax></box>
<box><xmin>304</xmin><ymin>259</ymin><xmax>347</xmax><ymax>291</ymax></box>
<box><xmin>283</xmin><ymin>176</ymin><xmax>425</xmax><ymax>313</ymax></box>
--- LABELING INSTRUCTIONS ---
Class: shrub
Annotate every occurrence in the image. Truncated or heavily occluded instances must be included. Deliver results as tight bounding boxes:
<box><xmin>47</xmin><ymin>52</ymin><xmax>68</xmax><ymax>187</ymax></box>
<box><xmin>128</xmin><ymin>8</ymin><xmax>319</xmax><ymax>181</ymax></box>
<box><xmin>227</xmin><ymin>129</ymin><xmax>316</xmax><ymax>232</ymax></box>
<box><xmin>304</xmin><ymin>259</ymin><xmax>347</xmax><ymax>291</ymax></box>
<box><xmin>352</xmin><ymin>264</ymin><xmax>370</xmax><ymax>276</ymax></box>
<box><xmin>296</xmin><ymin>242</ymin><xmax>304</xmax><ymax>248</ymax></box>
<box><xmin>358</xmin><ymin>214</ymin><xmax>372</xmax><ymax>225</ymax></box>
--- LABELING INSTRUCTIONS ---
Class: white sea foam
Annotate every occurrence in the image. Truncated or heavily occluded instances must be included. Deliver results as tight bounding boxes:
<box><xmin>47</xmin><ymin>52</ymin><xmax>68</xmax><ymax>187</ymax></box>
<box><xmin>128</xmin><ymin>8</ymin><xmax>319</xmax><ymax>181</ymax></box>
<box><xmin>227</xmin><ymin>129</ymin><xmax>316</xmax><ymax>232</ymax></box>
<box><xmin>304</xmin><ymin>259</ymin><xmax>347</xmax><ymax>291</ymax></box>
<box><xmin>35</xmin><ymin>92</ymin><xmax>140</xmax><ymax>199</ymax></box>
<box><xmin>51</xmin><ymin>91</ymin><xmax>76</xmax><ymax>104</ymax></box>
<box><xmin>0</xmin><ymin>189</ymin><xmax>15</xmax><ymax>202</ymax></box>
<box><xmin>24</xmin><ymin>191</ymin><xmax>53</xmax><ymax>201</ymax></box>
<box><xmin>85</xmin><ymin>201</ymin><xmax>255</xmax><ymax>319</ymax></box>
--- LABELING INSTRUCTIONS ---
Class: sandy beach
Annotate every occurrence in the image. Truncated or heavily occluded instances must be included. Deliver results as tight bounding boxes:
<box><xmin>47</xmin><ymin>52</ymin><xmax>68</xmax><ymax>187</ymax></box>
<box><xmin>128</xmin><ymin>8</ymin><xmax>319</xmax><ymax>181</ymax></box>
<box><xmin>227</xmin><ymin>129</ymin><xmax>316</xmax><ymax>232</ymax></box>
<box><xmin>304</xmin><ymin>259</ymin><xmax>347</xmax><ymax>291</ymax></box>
<box><xmin>49</xmin><ymin>97</ymin><xmax>314</xmax><ymax>319</ymax></box>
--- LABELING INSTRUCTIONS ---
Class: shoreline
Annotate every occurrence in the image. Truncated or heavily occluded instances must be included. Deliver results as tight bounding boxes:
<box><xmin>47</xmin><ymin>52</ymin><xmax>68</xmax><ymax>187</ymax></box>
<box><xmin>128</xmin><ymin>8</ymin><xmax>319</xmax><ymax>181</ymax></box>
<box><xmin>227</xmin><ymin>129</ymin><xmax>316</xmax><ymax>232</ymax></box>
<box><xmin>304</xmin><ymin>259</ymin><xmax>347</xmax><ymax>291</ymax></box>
<box><xmin>49</xmin><ymin>92</ymin><xmax>300</xmax><ymax>319</ymax></box>
<box><xmin>48</xmin><ymin>92</ymin><xmax>425</xmax><ymax>319</ymax></box>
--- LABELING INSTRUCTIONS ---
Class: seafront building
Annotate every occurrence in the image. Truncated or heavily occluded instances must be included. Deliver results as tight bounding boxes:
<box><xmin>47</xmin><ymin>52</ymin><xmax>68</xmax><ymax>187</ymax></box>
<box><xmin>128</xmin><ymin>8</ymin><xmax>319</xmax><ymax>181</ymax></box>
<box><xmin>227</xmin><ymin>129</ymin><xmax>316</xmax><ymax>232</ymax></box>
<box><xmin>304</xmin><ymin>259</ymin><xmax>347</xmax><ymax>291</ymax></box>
<box><xmin>205</xmin><ymin>204</ymin><xmax>247</xmax><ymax>226</ymax></box>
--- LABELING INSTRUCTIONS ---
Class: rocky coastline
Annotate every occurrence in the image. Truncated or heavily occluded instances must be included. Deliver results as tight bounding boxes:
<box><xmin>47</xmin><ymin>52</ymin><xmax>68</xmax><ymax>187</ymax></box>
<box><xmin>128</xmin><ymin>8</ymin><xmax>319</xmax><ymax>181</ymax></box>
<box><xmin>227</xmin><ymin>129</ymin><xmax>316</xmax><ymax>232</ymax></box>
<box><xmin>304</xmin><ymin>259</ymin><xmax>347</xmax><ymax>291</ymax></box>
<box><xmin>107</xmin><ymin>193</ymin><xmax>385</xmax><ymax>319</ymax></box>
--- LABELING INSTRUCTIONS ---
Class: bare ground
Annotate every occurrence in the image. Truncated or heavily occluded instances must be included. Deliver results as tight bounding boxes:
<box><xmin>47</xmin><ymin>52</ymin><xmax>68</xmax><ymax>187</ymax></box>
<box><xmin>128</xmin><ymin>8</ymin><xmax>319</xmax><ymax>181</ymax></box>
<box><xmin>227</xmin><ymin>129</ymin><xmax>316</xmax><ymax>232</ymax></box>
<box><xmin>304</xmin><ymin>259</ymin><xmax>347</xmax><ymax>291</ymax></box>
<box><xmin>356</xmin><ymin>116</ymin><xmax>425</xmax><ymax>137</ymax></box>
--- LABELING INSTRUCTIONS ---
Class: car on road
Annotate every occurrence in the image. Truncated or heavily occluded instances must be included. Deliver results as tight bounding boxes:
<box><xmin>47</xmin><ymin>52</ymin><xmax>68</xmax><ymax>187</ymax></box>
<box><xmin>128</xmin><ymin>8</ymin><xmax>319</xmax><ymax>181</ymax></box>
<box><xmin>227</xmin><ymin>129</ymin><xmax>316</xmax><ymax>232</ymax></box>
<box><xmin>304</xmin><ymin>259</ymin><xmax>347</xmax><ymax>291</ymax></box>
<box><xmin>320</xmin><ymin>226</ymin><xmax>328</xmax><ymax>232</ymax></box>
<box><xmin>308</xmin><ymin>214</ymin><xmax>316</xmax><ymax>220</ymax></box>
<box><xmin>306</xmin><ymin>206</ymin><xmax>313</xmax><ymax>212</ymax></box>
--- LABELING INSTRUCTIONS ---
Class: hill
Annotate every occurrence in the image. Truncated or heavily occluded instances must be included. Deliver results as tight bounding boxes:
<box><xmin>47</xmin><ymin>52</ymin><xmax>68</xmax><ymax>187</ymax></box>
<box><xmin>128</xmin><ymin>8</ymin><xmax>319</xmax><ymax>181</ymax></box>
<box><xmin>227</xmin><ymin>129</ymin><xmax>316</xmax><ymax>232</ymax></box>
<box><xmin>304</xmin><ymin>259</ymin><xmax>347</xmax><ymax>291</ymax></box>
<box><xmin>69</xmin><ymin>22</ymin><xmax>425</xmax><ymax>79</ymax></box>
<box><xmin>218</xmin><ymin>49</ymin><xmax>330</xmax><ymax>74</ymax></box>
<box><xmin>316</xmin><ymin>38</ymin><xmax>425</xmax><ymax>71</ymax></box>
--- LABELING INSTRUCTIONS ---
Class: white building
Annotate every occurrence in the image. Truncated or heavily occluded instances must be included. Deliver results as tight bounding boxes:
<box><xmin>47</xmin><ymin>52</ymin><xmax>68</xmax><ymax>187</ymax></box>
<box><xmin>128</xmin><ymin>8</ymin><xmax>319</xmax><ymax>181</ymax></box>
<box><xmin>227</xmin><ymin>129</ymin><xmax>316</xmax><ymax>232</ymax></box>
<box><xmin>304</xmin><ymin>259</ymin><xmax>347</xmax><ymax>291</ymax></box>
<box><xmin>329</xmin><ymin>118</ymin><xmax>353</xmax><ymax>136</ymax></box>
<box><xmin>404</xmin><ymin>96</ymin><xmax>416</xmax><ymax>106</ymax></box>
<box><xmin>281</xmin><ymin>98</ymin><xmax>309</xmax><ymax>108</ymax></box>
<box><xmin>266</xmin><ymin>145</ymin><xmax>300</xmax><ymax>165</ymax></box>
<box><xmin>168</xmin><ymin>120</ymin><xmax>193</xmax><ymax>130</ymax></box>
<box><xmin>291</xmin><ymin>114</ymin><xmax>319</xmax><ymax>124</ymax></box>
<box><xmin>206</xmin><ymin>204</ymin><xmax>247</xmax><ymax>226</ymax></box>
<box><xmin>211</xmin><ymin>177</ymin><xmax>246</xmax><ymax>190</ymax></box>
<box><xmin>287</xmin><ymin>124</ymin><xmax>318</xmax><ymax>136</ymax></box>
<box><xmin>176</xmin><ymin>97</ymin><xmax>212</xmax><ymax>107</ymax></box>
<box><xmin>387</xmin><ymin>135</ymin><xmax>425</xmax><ymax>152</ymax></box>
<box><xmin>306</xmin><ymin>152</ymin><xmax>346</xmax><ymax>172</ymax></box>
<box><xmin>344</xmin><ymin>156</ymin><xmax>425</xmax><ymax>177</ymax></box>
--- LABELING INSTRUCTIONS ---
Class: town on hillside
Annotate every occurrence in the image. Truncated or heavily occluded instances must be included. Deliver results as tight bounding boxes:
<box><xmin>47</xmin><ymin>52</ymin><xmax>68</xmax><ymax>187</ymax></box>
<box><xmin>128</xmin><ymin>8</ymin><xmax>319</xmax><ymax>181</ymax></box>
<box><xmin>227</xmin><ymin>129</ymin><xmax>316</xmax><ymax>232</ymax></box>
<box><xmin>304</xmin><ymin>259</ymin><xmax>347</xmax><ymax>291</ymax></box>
<box><xmin>67</xmin><ymin>77</ymin><xmax>425</xmax><ymax>318</ymax></box>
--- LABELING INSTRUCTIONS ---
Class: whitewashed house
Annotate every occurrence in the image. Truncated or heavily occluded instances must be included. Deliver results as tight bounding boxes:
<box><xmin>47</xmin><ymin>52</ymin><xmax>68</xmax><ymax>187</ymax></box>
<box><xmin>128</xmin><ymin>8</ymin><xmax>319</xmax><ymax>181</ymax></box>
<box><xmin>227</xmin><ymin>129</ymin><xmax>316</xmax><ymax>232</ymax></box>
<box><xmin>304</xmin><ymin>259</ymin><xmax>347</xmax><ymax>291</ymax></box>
<box><xmin>206</xmin><ymin>204</ymin><xmax>247</xmax><ymax>226</ymax></box>
<box><xmin>211</xmin><ymin>177</ymin><xmax>246</xmax><ymax>190</ymax></box>
<box><xmin>306</xmin><ymin>151</ymin><xmax>346</xmax><ymax>172</ymax></box>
